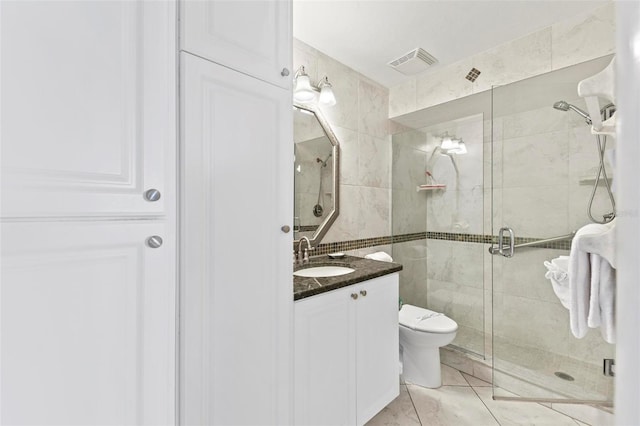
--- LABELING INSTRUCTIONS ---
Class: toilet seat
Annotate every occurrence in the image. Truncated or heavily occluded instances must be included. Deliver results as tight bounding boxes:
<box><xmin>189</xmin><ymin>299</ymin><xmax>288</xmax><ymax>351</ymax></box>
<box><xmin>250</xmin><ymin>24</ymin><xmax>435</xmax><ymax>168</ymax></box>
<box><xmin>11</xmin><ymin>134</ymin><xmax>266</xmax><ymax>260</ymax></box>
<box><xmin>399</xmin><ymin>304</ymin><xmax>458</xmax><ymax>334</ymax></box>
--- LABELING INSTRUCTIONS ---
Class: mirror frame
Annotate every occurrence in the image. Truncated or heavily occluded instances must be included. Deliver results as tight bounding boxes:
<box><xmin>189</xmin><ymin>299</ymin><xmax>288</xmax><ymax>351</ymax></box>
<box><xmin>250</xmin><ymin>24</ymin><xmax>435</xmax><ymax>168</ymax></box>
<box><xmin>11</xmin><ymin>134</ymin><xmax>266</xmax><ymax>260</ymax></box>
<box><xmin>293</xmin><ymin>102</ymin><xmax>340</xmax><ymax>247</ymax></box>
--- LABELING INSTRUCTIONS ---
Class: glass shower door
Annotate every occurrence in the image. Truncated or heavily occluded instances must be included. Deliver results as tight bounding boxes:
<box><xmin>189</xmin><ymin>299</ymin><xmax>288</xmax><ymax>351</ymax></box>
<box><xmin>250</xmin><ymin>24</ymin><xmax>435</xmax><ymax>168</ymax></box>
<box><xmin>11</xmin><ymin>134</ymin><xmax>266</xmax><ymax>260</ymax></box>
<box><xmin>490</xmin><ymin>56</ymin><xmax>615</xmax><ymax>406</ymax></box>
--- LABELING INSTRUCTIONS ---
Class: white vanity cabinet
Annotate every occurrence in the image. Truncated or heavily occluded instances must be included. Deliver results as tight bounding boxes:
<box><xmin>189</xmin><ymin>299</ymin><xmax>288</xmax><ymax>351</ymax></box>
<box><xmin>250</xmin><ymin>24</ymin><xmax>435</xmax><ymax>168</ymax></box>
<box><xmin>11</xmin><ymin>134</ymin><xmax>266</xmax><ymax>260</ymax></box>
<box><xmin>181</xmin><ymin>0</ymin><xmax>292</xmax><ymax>89</ymax></box>
<box><xmin>294</xmin><ymin>273</ymin><xmax>400</xmax><ymax>426</ymax></box>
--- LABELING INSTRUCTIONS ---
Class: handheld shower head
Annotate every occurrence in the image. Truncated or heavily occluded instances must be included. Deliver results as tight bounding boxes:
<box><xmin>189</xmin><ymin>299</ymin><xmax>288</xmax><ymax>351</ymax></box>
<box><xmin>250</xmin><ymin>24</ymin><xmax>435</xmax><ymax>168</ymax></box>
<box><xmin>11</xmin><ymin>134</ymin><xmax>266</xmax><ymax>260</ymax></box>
<box><xmin>553</xmin><ymin>100</ymin><xmax>592</xmax><ymax>125</ymax></box>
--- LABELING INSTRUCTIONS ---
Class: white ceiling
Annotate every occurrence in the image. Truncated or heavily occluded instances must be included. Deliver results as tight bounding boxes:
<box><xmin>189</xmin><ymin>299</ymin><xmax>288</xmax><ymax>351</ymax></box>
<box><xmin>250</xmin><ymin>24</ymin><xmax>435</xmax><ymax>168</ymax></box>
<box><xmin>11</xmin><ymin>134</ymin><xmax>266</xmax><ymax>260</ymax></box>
<box><xmin>293</xmin><ymin>0</ymin><xmax>609</xmax><ymax>88</ymax></box>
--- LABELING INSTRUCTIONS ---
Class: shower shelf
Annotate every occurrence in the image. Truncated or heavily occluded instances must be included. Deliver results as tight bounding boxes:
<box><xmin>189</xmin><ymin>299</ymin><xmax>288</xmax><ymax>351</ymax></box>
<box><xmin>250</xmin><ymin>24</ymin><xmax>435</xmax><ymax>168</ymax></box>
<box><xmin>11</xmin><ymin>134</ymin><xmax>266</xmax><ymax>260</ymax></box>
<box><xmin>416</xmin><ymin>184</ymin><xmax>446</xmax><ymax>192</ymax></box>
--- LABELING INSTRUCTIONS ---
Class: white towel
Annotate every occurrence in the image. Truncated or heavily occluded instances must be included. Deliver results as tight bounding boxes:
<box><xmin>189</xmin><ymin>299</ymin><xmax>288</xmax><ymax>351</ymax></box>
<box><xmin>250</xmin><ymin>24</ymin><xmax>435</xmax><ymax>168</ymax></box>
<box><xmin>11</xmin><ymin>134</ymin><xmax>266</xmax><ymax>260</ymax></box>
<box><xmin>544</xmin><ymin>256</ymin><xmax>570</xmax><ymax>309</ymax></box>
<box><xmin>589</xmin><ymin>254</ymin><xmax>616</xmax><ymax>343</ymax></box>
<box><xmin>364</xmin><ymin>251</ymin><xmax>393</xmax><ymax>263</ymax></box>
<box><xmin>568</xmin><ymin>220</ymin><xmax>616</xmax><ymax>341</ymax></box>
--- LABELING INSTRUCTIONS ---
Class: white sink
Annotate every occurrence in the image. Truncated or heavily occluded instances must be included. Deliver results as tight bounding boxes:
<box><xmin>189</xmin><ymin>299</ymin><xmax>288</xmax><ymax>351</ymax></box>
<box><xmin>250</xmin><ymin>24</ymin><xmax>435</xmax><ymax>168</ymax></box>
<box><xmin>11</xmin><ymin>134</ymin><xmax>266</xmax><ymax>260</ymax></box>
<box><xmin>294</xmin><ymin>266</ymin><xmax>355</xmax><ymax>278</ymax></box>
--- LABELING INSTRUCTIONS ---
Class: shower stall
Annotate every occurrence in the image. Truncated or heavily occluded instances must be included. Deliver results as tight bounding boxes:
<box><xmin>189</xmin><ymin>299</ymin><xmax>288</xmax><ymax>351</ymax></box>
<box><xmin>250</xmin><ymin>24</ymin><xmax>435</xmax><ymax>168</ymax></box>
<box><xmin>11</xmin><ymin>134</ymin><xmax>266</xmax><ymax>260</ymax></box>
<box><xmin>391</xmin><ymin>55</ymin><xmax>615</xmax><ymax>405</ymax></box>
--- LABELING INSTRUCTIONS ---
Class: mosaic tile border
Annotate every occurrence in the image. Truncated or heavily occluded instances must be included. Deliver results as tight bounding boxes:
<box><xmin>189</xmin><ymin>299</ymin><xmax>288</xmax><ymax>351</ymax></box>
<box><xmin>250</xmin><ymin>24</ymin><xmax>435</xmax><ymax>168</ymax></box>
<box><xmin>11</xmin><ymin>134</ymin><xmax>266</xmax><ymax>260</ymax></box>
<box><xmin>303</xmin><ymin>231</ymin><xmax>572</xmax><ymax>255</ymax></box>
<box><xmin>424</xmin><ymin>231</ymin><xmax>572</xmax><ymax>250</ymax></box>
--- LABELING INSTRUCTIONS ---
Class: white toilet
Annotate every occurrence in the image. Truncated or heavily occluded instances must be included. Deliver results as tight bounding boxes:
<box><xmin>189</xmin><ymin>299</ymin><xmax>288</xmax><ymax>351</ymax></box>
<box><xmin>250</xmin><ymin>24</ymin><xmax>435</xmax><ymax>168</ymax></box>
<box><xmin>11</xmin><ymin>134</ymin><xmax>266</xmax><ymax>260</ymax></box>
<box><xmin>399</xmin><ymin>304</ymin><xmax>458</xmax><ymax>389</ymax></box>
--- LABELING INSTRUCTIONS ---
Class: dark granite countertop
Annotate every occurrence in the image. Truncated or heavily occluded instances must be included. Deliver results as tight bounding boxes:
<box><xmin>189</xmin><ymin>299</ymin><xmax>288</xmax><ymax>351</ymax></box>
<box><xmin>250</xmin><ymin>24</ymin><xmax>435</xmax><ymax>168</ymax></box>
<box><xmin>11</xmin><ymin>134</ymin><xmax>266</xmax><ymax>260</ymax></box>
<box><xmin>293</xmin><ymin>255</ymin><xmax>402</xmax><ymax>301</ymax></box>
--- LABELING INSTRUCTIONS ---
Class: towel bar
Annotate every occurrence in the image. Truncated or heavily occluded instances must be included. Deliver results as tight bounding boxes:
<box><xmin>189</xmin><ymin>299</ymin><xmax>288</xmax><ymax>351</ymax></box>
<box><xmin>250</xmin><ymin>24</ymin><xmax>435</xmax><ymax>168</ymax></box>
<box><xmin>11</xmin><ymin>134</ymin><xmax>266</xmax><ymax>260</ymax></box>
<box><xmin>489</xmin><ymin>232</ymin><xmax>575</xmax><ymax>255</ymax></box>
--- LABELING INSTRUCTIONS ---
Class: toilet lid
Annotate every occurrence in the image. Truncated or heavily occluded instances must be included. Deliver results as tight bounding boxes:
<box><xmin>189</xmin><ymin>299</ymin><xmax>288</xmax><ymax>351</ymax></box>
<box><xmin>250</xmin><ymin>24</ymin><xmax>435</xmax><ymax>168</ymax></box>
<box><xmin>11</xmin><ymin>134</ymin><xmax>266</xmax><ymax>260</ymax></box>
<box><xmin>399</xmin><ymin>304</ymin><xmax>458</xmax><ymax>333</ymax></box>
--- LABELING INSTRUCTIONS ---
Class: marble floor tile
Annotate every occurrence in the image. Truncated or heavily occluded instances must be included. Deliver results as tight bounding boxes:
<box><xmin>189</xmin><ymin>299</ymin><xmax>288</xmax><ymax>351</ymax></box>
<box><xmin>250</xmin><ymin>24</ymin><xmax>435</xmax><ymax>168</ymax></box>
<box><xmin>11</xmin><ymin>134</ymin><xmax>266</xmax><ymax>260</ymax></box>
<box><xmin>462</xmin><ymin>372</ymin><xmax>491</xmax><ymax>387</ymax></box>
<box><xmin>441</xmin><ymin>364</ymin><xmax>469</xmax><ymax>386</ymax></box>
<box><xmin>473</xmin><ymin>386</ymin><xmax>577</xmax><ymax>426</ymax></box>
<box><xmin>550</xmin><ymin>403</ymin><xmax>614</xmax><ymax>426</ymax></box>
<box><xmin>407</xmin><ymin>384</ymin><xmax>499</xmax><ymax>426</ymax></box>
<box><xmin>374</xmin><ymin>366</ymin><xmax>611</xmax><ymax>426</ymax></box>
<box><xmin>366</xmin><ymin>385</ymin><xmax>420</xmax><ymax>426</ymax></box>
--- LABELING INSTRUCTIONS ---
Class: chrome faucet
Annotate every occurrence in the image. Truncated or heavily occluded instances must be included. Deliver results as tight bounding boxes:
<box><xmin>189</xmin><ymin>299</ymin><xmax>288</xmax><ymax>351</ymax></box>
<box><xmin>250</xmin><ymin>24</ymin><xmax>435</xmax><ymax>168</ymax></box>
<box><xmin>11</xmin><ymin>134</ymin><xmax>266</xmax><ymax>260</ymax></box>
<box><xmin>297</xmin><ymin>236</ymin><xmax>313</xmax><ymax>264</ymax></box>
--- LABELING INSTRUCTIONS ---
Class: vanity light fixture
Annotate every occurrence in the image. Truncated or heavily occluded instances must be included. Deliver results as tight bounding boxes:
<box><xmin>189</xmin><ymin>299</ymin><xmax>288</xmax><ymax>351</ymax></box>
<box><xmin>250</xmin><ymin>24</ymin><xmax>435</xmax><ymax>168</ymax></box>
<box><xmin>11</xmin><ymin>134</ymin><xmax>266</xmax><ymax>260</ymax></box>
<box><xmin>439</xmin><ymin>134</ymin><xmax>466</xmax><ymax>155</ymax></box>
<box><xmin>293</xmin><ymin>66</ymin><xmax>337</xmax><ymax>106</ymax></box>
<box><xmin>447</xmin><ymin>139</ymin><xmax>467</xmax><ymax>155</ymax></box>
<box><xmin>440</xmin><ymin>134</ymin><xmax>458</xmax><ymax>151</ymax></box>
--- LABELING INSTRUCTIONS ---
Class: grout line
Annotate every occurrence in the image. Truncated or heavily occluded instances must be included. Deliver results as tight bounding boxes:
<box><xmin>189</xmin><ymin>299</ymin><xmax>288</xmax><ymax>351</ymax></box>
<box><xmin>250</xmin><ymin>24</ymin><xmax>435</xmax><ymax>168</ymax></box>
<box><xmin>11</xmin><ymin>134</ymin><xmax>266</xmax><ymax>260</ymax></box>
<box><xmin>462</xmin><ymin>372</ymin><xmax>476</xmax><ymax>387</ymax></box>
<box><xmin>549</xmin><ymin>406</ymin><xmax>594</xmax><ymax>426</ymax></box>
<box><xmin>468</xmin><ymin>384</ymin><xmax>502</xmax><ymax>426</ymax></box>
<box><xmin>404</xmin><ymin>384</ymin><xmax>423</xmax><ymax>426</ymax></box>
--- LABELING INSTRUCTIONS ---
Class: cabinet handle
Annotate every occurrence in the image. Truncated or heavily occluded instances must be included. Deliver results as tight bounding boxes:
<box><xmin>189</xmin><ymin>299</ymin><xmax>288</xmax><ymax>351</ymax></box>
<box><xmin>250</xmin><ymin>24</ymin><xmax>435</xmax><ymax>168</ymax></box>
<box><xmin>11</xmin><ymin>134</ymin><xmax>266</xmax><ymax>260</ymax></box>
<box><xmin>360</xmin><ymin>290</ymin><xmax>367</xmax><ymax>297</ymax></box>
<box><xmin>146</xmin><ymin>235</ymin><xmax>163</xmax><ymax>248</ymax></box>
<box><xmin>281</xmin><ymin>68</ymin><xmax>290</xmax><ymax>77</ymax></box>
<box><xmin>144</xmin><ymin>189</ymin><xmax>161</xmax><ymax>202</ymax></box>
<box><xmin>350</xmin><ymin>293</ymin><xmax>358</xmax><ymax>300</ymax></box>
<box><xmin>281</xmin><ymin>225</ymin><xmax>291</xmax><ymax>233</ymax></box>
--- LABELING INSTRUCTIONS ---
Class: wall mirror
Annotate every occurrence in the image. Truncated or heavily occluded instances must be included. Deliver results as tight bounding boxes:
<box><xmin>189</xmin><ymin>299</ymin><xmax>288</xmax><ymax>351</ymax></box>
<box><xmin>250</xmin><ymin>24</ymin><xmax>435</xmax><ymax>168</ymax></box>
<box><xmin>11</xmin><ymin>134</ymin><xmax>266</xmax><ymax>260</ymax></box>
<box><xmin>293</xmin><ymin>103</ymin><xmax>340</xmax><ymax>246</ymax></box>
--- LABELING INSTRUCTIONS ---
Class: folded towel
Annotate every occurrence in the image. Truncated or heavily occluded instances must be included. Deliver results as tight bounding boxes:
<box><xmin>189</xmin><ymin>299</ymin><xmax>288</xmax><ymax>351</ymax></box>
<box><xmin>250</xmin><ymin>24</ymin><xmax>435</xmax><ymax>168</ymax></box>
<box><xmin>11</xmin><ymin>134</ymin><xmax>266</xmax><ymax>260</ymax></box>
<box><xmin>574</xmin><ymin>219</ymin><xmax>616</xmax><ymax>268</ymax></box>
<box><xmin>364</xmin><ymin>251</ymin><xmax>393</xmax><ymax>262</ymax></box>
<box><xmin>569</xmin><ymin>220</ymin><xmax>616</xmax><ymax>341</ymax></box>
<box><xmin>544</xmin><ymin>256</ymin><xmax>570</xmax><ymax>309</ymax></box>
<box><xmin>587</xmin><ymin>253</ymin><xmax>616</xmax><ymax>343</ymax></box>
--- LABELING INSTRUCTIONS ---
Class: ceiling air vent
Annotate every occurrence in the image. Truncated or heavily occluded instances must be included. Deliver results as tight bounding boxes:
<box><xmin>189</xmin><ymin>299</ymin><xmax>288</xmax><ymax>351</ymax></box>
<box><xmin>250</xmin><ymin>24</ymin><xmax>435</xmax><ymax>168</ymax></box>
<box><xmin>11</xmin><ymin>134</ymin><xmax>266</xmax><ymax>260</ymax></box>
<box><xmin>388</xmin><ymin>48</ymin><xmax>438</xmax><ymax>76</ymax></box>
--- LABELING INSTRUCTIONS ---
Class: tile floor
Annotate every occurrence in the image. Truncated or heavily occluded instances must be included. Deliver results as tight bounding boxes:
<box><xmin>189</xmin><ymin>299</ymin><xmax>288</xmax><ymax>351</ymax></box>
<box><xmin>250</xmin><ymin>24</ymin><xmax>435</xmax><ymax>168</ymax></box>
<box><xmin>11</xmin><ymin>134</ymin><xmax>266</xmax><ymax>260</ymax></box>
<box><xmin>367</xmin><ymin>364</ymin><xmax>591</xmax><ymax>426</ymax></box>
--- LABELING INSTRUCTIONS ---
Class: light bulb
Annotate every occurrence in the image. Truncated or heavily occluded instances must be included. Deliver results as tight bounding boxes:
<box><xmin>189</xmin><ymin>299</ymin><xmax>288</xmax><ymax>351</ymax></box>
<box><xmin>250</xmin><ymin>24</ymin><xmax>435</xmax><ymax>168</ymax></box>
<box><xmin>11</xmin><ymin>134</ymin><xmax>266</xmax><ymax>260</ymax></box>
<box><xmin>319</xmin><ymin>82</ymin><xmax>336</xmax><ymax>106</ymax></box>
<box><xmin>440</xmin><ymin>136</ymin><xmax>459</xmax><ymax>151</ymax></box>
<box><xmin>447</xmin><ymin>140</ymin><xmax>467</xmax><ymax>155</ymax></box>
<box><xmin>293</xmin><ymin>75</ymin><xmax>315</xmax><ymax>102</ymax></box>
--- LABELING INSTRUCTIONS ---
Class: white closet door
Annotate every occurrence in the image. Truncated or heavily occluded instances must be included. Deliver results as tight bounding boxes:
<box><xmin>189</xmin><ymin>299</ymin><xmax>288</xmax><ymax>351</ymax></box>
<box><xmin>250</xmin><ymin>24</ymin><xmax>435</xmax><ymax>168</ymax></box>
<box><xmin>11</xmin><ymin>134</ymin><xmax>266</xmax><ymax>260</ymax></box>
<box><xmin>181</xmin><ymin>0</ymin><xmax>291</xmax><ymax>89</ymax></box>
<box><xmin>0</xmin><ymin>1</ymin><xmax>176</xmax><ymax>218</ymax></box>
<box><xmin>180</xmin><ymin>52</ymin><xmax>293</xmax><ymax>425</ymax></box>
<box><xmin>0</xmin><ymin>221</ymin><xmax>176</xmax><ymax>425</ymax></box>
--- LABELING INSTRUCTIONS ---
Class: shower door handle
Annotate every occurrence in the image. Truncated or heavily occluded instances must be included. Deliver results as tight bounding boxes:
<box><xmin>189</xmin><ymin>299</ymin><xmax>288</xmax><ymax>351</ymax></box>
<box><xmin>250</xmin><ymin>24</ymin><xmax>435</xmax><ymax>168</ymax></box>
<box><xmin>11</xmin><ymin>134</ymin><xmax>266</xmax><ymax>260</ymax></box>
<box><xmin>500</xmin><ymin>227</ymin><xmax>515</xmax><ymax>258</ymax></box>
<box><xmin>491</xmin><ymin>227</ymin><xmax>515</xmax><ymax>257</ymax></box>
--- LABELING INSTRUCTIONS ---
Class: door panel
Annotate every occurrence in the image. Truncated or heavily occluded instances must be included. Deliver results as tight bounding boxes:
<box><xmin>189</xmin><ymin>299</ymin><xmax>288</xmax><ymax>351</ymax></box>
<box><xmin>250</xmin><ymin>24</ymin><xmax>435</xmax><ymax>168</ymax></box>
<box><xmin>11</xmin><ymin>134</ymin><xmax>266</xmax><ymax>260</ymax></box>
<box><xmin>0</xmin><ymin>1</ymin><xmax>176</xmax><ymax>218</ymax></box>
<box><xmin>181</xmin><ymin>0</ymin><xmax>291</xmax><ymax>89</ymax></box>
<box><xmin>490</xmin><ymin>58</ymin><xmax>615</xmax><ymax>404</ymax></box>
<box><xmin>180</xmin><ymin>52</ymin><xmax>293</xmax><ymax>425</ymax></box>
<box><xmin>294</xmin><ymin>288</ymin><xmax>357</xmax><ymax>426</ymax></box>
<box><xmin>356</xmin><ymin>275</ymin><xmax>399</xmax><ymax>425</ymax></box>
<box><xmin>0</xmin><ymin>221</ymin><xmax>175</xmax><ymax>425</ymax></box>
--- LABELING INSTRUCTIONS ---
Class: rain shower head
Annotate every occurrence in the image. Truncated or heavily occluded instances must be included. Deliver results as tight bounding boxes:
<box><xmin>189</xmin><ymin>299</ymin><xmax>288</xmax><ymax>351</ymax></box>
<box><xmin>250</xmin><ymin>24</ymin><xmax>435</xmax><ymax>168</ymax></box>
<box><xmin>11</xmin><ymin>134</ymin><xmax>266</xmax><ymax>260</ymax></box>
<box><xmin>553</xmin><ymin>100</ymin><xmax>592</xmax><ymax>125</ymax></box>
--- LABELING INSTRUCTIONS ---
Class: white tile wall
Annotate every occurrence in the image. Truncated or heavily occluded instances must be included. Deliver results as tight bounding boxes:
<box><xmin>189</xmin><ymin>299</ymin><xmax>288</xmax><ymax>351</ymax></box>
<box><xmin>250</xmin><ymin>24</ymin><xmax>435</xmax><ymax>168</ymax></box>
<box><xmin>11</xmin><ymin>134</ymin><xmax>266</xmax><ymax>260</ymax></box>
<box><xmin>415</xmin><ymin>58</ymin><xmax>474</xmax><ymax>111</ymax></box>
<box><xmin>294</xmin><ymin>39</ymin><xmax>392</xmax><ymax>244</ymax></box>
<box><xmin>389</xmin><ymin>2</ymin><xmax>616</xmax><ymax>118</ymax></box>
<box><xmin>551</xmin><ymin>3</ymin><xmax>615</xmax><ymax>71</ymax></box>
<box><xmin>472</xmin><ymin>28</ymin><xmax>552</xmax><ymax>93</ymax></box>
